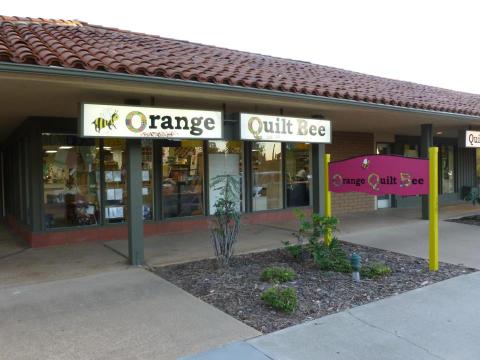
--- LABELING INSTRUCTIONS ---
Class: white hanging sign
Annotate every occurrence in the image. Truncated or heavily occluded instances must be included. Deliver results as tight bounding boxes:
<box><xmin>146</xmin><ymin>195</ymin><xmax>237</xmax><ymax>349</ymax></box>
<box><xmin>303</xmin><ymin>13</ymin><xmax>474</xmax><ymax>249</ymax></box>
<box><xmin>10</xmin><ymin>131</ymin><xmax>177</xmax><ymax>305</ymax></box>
<box><xmin>240</xmin><ymin>113</ymin><xmax>331</xmax><ymax>143</ymax></box>
<box><xmin>465</xmin><ymin>130</ymin><xmax>480</xmax><ymax>148</ymax></box>
<box><xmin>80</xmin><ymin>103</ymin><xmax>222</xmax><ymax>139</ymax></box>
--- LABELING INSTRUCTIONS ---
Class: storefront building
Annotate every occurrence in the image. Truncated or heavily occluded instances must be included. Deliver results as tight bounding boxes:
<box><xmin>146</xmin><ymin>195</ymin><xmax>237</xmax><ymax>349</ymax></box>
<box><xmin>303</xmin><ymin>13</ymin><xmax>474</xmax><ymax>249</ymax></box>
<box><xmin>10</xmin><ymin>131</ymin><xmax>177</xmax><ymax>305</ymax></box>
<box><xmin>1</xmin><ymin>16</ymin><xmax>480</xmax><ymax>264</ymax></box>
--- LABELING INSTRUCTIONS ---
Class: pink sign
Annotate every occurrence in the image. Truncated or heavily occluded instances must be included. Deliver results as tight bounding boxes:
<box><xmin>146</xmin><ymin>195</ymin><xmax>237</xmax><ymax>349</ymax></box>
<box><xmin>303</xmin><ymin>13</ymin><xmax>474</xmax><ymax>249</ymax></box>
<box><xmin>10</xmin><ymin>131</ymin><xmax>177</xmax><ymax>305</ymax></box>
<box><xmin>329</xmin><ymin>155</ymin><xmax>429</xmax><ymax>196</ymax></box>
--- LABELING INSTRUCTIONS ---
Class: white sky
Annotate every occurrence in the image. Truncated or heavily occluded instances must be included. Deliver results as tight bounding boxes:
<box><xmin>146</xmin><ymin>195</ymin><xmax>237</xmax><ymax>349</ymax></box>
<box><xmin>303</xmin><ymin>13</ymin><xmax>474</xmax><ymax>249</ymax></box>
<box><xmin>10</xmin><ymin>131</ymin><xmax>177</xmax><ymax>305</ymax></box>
<box><xmin>4</xmin><ymin>0</ymin><xmax>480</xmax><ymax>94</ymax></box>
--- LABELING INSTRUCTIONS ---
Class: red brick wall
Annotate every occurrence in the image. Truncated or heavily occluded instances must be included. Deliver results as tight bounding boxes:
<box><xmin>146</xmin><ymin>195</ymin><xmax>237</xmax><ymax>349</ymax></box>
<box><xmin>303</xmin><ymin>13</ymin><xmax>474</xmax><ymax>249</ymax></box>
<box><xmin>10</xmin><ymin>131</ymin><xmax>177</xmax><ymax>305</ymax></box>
<box><xmin>326</xmin><ymin>131</ymin><xmax>375</xmax><ymax>214</ymax></box>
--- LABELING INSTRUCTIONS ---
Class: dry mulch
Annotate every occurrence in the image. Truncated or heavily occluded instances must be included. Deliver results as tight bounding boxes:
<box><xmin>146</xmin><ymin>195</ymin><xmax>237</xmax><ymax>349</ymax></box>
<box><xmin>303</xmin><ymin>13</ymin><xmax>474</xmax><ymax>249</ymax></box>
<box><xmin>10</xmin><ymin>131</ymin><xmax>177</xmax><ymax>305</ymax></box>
<box><xmin>447</xmin><ymin>214</ymin><xmax>480</xmax><ymax>226</ymax></box>
<box><xmin>155</xmin><ymin>242</ymin><xmax>475</xmax><ymax>334</ymax></box>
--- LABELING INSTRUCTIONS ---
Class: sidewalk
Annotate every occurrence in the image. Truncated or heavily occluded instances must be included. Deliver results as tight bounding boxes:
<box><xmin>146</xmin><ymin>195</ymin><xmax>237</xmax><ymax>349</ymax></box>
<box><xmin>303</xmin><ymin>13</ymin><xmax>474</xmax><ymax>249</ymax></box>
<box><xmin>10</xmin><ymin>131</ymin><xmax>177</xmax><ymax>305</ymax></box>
<box><xmin>0</xmin><ymin>268</ymin><xmax>259</xmax><ymax>360</ymax></box>
<box><xmin>183</xmin><ymin>271</ymin><xmax>480</xmax><ymax>359</ymax></box>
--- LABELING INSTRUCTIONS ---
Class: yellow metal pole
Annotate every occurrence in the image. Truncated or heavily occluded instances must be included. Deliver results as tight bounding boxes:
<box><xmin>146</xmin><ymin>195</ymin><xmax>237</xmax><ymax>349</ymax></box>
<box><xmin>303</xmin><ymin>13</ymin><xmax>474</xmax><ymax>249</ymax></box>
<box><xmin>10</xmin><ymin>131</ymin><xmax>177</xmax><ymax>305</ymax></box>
<box><xmin>324</xmin><ymin>153</ymin><xmax>332</xmax><ymax>245</ymax></box>
<box><xmin>429</xmin><ymin>147</ymin><xmax>439</xmax><ymax>271</ymax></box>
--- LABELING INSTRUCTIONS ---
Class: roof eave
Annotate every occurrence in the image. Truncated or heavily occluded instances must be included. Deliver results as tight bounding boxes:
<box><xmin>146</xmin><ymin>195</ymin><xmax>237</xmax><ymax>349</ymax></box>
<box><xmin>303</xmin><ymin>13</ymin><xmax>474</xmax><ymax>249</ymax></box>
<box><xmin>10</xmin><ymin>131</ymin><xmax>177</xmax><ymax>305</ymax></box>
<box><xmin>1</xmin><ymin>62</ymin><xmax>479</xmax><ymax>122</ymax></box>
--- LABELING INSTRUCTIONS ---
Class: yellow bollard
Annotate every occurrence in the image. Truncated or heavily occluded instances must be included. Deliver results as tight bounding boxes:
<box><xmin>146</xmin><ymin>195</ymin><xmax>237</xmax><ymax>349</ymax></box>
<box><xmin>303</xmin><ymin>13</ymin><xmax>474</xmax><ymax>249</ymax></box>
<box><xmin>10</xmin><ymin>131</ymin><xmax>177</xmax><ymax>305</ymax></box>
<box><xmin>324</xmin><ymin>154</ymin><xmax>332</xmax><ymax>245</ymax></box>
<box><xmin>429</xmin><ymin>147</ymin><xmax>439</xmax><ymax>271</ymax></box>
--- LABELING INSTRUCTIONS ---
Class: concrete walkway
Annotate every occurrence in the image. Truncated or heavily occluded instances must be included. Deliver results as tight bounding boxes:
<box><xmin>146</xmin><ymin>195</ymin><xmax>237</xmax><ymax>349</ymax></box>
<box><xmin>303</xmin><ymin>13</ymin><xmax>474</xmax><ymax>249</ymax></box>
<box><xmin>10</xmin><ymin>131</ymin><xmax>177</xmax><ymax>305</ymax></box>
<box><xmin>106</xmin><ymin>222</ymin><xmax>294</xmax><ymax>266</ymax></box>
<box><xmin>103</xmin><ymin>203</ymin><xmax>480</xmax><ymax>269</ymax></box>
<box><xmin>338</xmin><ymin>204</ymin><xmax>480</xmax><ymax>269</ymax></box>
<box><xmin>184</xmin><ymin>271</ymin><xmax>480</xmax><ymax>360</ymax></box>
<box><xmin>0</xmin><ymin>268</ymin><xmax>259</xmax><ymax>360</ymax></box>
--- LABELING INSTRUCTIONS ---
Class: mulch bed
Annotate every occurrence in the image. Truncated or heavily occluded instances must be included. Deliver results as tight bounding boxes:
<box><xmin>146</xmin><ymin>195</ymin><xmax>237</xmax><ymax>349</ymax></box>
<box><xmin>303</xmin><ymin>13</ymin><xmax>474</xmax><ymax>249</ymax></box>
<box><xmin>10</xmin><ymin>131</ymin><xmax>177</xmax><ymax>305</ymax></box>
<box><xmin>447</xmin><ymin>214</ymin><xmax>480</xmax><ymax>226</ymax></box>
<box><xmin>155</xmin><ymin>242</ymin><xmax>475</xmax><ymax>334</ymax></box>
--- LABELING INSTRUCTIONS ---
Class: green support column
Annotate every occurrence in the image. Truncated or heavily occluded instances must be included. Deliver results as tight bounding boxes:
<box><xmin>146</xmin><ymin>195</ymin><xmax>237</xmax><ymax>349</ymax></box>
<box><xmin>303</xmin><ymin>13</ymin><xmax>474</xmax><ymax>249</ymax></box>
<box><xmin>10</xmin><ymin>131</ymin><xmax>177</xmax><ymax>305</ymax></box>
<box><xmin>421</xmin><ymin>124</ymin><xmax>433</xmax><ymax>220</ymax></box>
<box><xmin>312</xmin><ymin>143</ymin><xmax>326</xmax><ymax>215</ymax></box>
<box><xmin>127</xmin><ymin>139</ymin><xmax>144</xmax><ymax>265</ymax></box>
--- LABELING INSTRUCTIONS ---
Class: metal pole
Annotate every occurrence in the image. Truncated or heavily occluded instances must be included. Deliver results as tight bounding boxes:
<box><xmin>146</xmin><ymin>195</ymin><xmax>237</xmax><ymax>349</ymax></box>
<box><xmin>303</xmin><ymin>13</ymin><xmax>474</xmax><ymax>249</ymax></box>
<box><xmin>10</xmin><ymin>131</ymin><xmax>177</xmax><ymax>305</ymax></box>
<box><xmin>127</xmin><ymin>139</ymin><xmax>144</xmax><ymax>265</ymax></box>
<box><xmin>429</xmin><ymin>147</ymin><xmax>439</xmax><ymax>271</ymax></box>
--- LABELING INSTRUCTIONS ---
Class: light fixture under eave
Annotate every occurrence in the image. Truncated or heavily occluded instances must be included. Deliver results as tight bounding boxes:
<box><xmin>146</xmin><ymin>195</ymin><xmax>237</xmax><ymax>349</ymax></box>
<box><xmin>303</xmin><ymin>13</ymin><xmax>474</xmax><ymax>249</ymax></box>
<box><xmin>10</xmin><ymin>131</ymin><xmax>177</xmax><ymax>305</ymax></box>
<box><xmin>59</xmin><ymin>146</ymin><xmax>73</xmax><ymax>149</ymax></box>
<box><xmin>45</xmin><ymin>150</ymin><xmax>57</xmax><ymax>154</ymax></box>
<box><xmin>436</xmin><ymin>131</ymin><xmax>443</xmax><ymax>135</ymax></box>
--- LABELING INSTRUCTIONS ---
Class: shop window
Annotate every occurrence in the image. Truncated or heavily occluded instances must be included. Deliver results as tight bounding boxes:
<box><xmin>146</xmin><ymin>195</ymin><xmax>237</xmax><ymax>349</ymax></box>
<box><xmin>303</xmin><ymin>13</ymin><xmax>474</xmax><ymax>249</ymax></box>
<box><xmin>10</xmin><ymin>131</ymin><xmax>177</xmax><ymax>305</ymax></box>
<box><xmin>103</xmin><ymin>139</ymin><xmax>155</xmax><ymax>223</ymax></box>
<box><xmin>43</xmin><ymin>135</ymin><xmax>100</xmax><ymax>228</ymax></box>
<box><xmin>162</xmin><ymin>140</ymin><xmax>204</xmax><ymax>218</ymax></box>
<box><xmin>403</xmin><ymin>144</ymin><xmax>419</xmax><ymax>158</ymax></box>
<box><xmin>141</xmin><ymin>140</ymin><xmax>154</xmax><ymax>221</ymax></box>
<box><xmin>440</xmin><ymin>145</ymin><xmax>455</xmax><ymax>194</ymax></box>
<box><xmin>252</xmin><ymin>142</ymin><xmax>283</xmax><ymax>211</ymax></box>
<box><xmin>285</xmin><ymin>143</ymin><xmax>311</xmax><ymax>207</ymax></box>
<box><xmin>103</xmin><ymin>139</ymin><xmax>127</xmax><ymax>223</ymax></box>
<box><xmin>208</xmin><ymin>140</ymin><xmax>243</xmax><ymax>214</ymax></box>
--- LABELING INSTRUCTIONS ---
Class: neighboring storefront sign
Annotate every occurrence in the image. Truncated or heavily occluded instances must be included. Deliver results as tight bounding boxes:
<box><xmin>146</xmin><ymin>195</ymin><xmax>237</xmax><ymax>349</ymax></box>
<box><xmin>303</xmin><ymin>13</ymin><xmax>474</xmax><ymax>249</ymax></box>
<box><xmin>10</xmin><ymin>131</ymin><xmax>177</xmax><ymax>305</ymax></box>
<box><xmin>80</xmin><ymin>103</ymin><xmax>223</xmax><ymax>139</ymax></box>
<box><xmin>240</xmin><ymin>113</ymin><xmax>331</xmax><ymax>143</ymax></box>
<box><xmin>329</xmin><ymin>155</ymin><xmax>429</xmax><ymax>195</ymax></box>
<box><xmin>464</xmin><ymin>130</ymin><xmax>480</xmax><ymax>148</ymax></box>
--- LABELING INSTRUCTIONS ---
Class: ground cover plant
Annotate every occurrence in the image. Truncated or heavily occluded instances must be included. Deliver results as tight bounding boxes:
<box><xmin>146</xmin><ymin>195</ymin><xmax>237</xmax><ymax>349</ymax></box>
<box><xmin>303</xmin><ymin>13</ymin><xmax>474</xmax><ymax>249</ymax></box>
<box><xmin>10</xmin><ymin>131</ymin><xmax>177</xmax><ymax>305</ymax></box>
<box><xmin>261</xmin><ymin>286</ymin><xmax>297</xmax><ymax>313</ymax></box>
<box><xmin>261</xmin><ymin>266</ymin><xmax>296</xmax><ymax>283</ymax></box>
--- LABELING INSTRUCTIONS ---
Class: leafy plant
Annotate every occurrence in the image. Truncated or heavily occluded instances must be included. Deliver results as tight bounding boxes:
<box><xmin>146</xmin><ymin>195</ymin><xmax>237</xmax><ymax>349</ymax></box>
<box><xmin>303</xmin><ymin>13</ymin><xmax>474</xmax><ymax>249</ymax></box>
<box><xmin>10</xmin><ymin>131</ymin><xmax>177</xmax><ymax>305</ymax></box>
<box><xmin>209</xmin><ymin>174</ymin><xmax>241</xmax><ymax>267</ymax></box>
<box><xmin>261</xmin><ymin>266</ymin><xmax>296</xmax><ymax>283</ymax></box>
<box><xmin>361</xmin><ymin>262</ymin><xmax>392</xmax><ymax>278</ymax></box>
<box><xmin>311</xmin><ymin>237</ymin><xmax>351</xmax><ymax>273</ymax></box>
<box><xmin>293</xmin><ymin>210</ymin><xmax>338</xmax><ymax>247</ymax></box>
<box><xmin>261</xmin><ymin>286</ymin><xmax>297</xmax><ymax>313</ymax></box>
<box><xmin>289</xmin><ymin>209</ymin><xmax>339</xmax><ymax>250</ymax></box>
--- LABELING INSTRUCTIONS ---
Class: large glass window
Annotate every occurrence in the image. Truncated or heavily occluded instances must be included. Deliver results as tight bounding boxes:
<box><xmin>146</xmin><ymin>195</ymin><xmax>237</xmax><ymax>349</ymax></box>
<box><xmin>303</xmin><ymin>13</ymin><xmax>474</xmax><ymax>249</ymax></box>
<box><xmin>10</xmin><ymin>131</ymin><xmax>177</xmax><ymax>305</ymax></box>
<box><xmin>441</xmin><ymin>145</ymin><xmax>455</xmax><ymax>194</ymax></box>
<box><xmin>285</xmin><ymin>143</ymin><xmax>310</xmax><ymax>207</ymax></box>
<box><xmin>103</xmin><ymin>139</ymin><xmax>127</xmax><ymax>223</ymax></box>
<box><xmin>208</xmin><ymin>140</ymin><xmax>243</xmax><ymax>214</ymax></box>
<box><xmin>103</xmin><ymin>139</ymin><xmax>154</xmax><ymax>223</ymax></box>
<box><xmin>43</xmin><ymin>135</ymin><xmax>100</xmax><ymax>228</ymax></box>
<box><xmin>162</xmin><ymin>140</ymin><xmax>204</xmax><ymax>218</ymax></box>
<box><xmin>252</xmin><ymin>142</ymin><xmax>283</xmax><ymax>211</ymax></box>
<box><xmin>141</xmin><ymin>140</ymin><xmax>154</xmax><ymax>220</ymax></box>
<box><xmin>403</xmin><ymin>144</ymin><xmax>419</xmax><ymax>158</ymax></box>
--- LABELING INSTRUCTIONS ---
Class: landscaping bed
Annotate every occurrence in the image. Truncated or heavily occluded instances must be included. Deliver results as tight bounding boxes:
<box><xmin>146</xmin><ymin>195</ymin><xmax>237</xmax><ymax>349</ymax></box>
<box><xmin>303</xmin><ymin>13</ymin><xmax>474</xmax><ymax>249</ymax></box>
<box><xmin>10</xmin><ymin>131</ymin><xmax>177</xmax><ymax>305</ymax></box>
<box><xmin>447</xmin><ymin>214</ymin><xmax>480</xmax><ymax>226</ymax></box>
<box><xmin>155</xmin><ymin>242</ymin><xmax>475</xmax><ymax>334</ymax></box>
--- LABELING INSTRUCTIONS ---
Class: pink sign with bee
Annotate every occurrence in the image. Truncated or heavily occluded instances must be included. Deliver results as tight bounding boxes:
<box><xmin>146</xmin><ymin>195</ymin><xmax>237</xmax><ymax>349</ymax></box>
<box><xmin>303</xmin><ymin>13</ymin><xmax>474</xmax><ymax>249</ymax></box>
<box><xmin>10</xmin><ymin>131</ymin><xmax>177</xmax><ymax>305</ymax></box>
<box><xmin>329</xmin><ymin>155</ymin><xmax>429</xmax><ymax>196</ymax></box>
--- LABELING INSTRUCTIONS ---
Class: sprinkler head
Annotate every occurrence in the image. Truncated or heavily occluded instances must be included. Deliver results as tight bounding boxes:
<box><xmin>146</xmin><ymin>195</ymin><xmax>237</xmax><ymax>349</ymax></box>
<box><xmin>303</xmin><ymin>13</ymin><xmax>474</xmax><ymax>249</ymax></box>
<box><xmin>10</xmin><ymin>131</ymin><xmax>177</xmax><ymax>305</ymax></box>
<box><xmin>350</xmin><ymin>252</ymin><xmax>361</xmax><ymax>272</ymax></box>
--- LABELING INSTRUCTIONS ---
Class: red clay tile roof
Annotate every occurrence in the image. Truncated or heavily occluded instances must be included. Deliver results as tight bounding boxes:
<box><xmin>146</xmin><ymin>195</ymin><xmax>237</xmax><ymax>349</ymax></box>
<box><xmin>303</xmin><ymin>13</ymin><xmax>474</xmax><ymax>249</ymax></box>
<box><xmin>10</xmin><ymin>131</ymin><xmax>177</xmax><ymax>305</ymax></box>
<box><xmin>1</xmin><ymin>15</ymin><xmax>479</xmax><ymax>116</ymax></box>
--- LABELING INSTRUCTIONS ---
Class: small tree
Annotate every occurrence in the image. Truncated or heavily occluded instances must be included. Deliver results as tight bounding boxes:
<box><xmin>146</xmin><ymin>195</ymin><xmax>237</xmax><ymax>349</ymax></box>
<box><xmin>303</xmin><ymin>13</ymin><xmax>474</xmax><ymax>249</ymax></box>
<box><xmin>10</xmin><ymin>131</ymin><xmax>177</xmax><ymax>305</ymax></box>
<box><xmin>209</xmin><ymin>174</ymin><xmax>241</xmax><ymax>267</ymax></box>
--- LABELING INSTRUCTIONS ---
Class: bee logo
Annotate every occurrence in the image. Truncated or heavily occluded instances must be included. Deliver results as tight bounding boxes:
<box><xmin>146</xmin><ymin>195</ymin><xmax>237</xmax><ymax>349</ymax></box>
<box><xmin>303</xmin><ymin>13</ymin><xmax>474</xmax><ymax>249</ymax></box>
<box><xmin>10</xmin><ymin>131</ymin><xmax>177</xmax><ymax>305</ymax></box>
<box><xmin>92</xmin><ymin>111</ymin><xmax>119</xmax><ymax>133</ymax></box>
<box><xmin>361</xmin><ymin>158</ymin><xmax>370</xmax><ymax>169</ymax></box>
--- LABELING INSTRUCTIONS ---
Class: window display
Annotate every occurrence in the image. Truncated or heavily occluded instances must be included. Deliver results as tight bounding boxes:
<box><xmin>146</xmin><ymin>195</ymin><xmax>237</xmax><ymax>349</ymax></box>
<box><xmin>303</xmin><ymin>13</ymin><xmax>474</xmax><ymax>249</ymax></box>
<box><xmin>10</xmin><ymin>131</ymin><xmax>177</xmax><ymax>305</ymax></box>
<box><xmin>441</xmin><ymin>145</ymin><xmax>455</xmax><ymax>194</ymax></box>
<box><xmin>208</xmin><ymin>140</ymin><xmax>243</xmax><ymax>214</ymax></box>
<box><xmin>103</xmin><ymin>139</ymin><xmax>127</xmax><ymax>223</ymax></box>
<box><xmin>252</xmin><ymin>142</ymin><xmax>283</xmax><ymax>211</ymax></box>
<box><xmin>285</xmin><ymin>143</ymin><xmax>310</xmax><ymax>207</ymax></box>
<box><xmin>162</xmin><ymin>140</ymin><xmax>204</xmax><ymax>218</ymax></box>
<box><xmin>43</xmin><ymin>135</ymin><xmax>100</xmax><ymax>228</ymax></box>
<box><xmin>141</xmin><ymin>140</ymin><xmax>154</xmax><ymax>220</ymax></box>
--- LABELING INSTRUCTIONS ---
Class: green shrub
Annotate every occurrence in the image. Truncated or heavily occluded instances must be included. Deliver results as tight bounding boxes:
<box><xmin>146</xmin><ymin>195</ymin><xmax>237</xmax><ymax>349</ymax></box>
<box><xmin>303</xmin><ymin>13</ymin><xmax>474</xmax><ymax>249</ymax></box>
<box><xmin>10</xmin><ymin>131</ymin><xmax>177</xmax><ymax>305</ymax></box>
<box><xmin>261</xmin><ymin>266</ymin><xmax>296</xmax><ymax>283</ymax></box>
<box><xmin>261</xmin><ymin>286</ymin><xmax>297</xmax><ymax>313</ymax></box>
<box><xmin>311</xmin><ymin>238</ymin><xmax>351</xmax><ymax>273</ymax></box>
<box><xmin>361</xmin><ymin>262</ymin><xmax>391</xmax><ymax>278</ymax></box>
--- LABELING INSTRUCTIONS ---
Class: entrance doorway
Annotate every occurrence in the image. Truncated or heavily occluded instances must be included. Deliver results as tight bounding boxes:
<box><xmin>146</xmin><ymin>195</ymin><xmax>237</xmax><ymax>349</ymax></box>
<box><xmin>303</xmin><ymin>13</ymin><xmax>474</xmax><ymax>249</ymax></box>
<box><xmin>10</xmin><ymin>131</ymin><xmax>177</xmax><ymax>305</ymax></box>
<box><xmin>376</xmin><ymin>143</ymin><xmax>392</xmax><ymax>209</ymax></box>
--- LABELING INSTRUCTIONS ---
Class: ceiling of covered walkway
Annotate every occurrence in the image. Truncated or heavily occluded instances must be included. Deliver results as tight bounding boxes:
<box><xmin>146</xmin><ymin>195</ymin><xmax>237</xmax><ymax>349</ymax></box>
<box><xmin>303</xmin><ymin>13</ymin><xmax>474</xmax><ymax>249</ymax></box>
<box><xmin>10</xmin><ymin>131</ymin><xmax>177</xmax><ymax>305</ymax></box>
<box><xmin>1</xmin><ymin>70</ymin><xmax>480</xmax><ymax>144</ymax></box>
